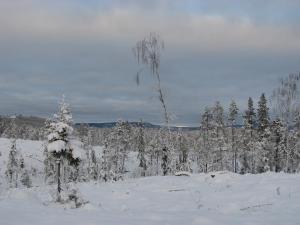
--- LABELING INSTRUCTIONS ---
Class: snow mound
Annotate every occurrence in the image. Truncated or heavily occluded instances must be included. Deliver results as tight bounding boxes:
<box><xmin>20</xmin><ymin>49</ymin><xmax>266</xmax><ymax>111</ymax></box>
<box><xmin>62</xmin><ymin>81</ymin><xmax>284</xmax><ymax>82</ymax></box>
<box><xmin>174</xmin><ymin>171</ymin><xmax>191</xmax><ymax>176</ymax></box>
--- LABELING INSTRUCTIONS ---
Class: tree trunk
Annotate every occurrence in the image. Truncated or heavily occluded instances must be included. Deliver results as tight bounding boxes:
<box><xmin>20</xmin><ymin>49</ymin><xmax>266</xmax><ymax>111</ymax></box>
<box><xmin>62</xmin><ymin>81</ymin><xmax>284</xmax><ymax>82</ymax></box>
<box><xmin>56</xmin><ymin>159</ymin><xmax>61</xmax><ymax>202</ymax></box>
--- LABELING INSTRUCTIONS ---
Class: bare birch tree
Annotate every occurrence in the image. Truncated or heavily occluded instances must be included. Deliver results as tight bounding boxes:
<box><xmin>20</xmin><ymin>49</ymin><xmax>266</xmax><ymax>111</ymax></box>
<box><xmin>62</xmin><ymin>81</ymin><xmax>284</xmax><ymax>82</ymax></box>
<box><xmin>133</xmin><ymin>32</ymin><xmax>170</xmax><ymax>127</ymax></box>
<box><xmin>133</xmin><ymin>33</ymin><xmax>173</xmax><ymax>176</ymax></box>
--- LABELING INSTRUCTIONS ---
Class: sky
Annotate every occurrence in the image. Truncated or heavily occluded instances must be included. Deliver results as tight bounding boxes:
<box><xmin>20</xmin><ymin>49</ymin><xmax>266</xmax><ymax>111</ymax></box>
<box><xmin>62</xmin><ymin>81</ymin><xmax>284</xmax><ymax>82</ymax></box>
<box><xmin>0</xmin><ymin>0</ymin><xmax>300</xmax><ymax>126</ymax></box>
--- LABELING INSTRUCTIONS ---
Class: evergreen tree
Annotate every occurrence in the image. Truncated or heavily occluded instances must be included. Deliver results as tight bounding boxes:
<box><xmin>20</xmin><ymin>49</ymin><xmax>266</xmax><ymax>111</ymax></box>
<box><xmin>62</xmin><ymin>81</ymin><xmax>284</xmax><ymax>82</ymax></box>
<box><xmin>161</xmin><ymin>145</ymin><xmax>170</xmax><ymax>176</ymax></box>
<box><xmin>270</xmin><ymin>119</ymin><xmax>287</xmax><ymax>172</ymax></box>
<box><xmin>200</xmin><ymin>107</ymin><xmax>213</xmax><ymax>172</ymax></box>
<box><xmin>44</xmin><ymin>96</ymin><xmax>81</xmax><ymax>202</ymax></box>
<box><xmin>241</xmin><ymin>97</ymin><xmax>257</xmax><ymax>174</ymax></box>
<box><xmin>99</xmin><ymin>139</ymin><xmax>112</xmax><ymax>182</ymax></box>
<box><xmin>228</xmin><ymin>100</ymin><xmax>239</xmax><ymax>172</ymax></box>
<box><xmin>256</xmin><ymin>93</ymin><xmax>272</xmax><ymax>173</ymax></box>
<box><xmin>244</xmin><ymin>97</ymin><xmax>256</xmax><ymax>133</ymax></box>
<box><xmin>257</xmin><ymin>93</ymin><xmax>270</xmax><ymax>135</ymax></box>
<box><xmin>5</xmin><ymin>139</ymin><xmax>19</xmax><ymax>188</ymax></box>
<box><xmin>291</xmin><ymin>109</ymin><xmax>300</xmax><ymax>172</ymax></box>
<box><xmin>211</xmin><ymin>101</ymin><xmax>227</xmax><ymax>171</ymax></box>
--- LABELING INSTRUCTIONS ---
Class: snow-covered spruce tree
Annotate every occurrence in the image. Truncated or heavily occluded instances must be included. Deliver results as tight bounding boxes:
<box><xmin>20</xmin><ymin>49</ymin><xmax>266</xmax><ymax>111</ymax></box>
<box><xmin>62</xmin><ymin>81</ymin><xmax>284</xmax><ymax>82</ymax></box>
<box><xmin>288</xmin><ymin>109</ymin><xmax>300</xmax><ymax>172</ymax></box>
<box><xmin>211</xmin><ymin>101</ymin><xmax>227</xmax><ymax>171</ymax></box>
<box><xmin>256</xmin><ymin>93</ymin><xmax>272</xmax><ymax>173</ymax></box>
<box><xmin>136</xmin><ymin>122</ymin><xmax>147</xmax><ymax>177</ymax></box>
<box><xmin>200</xmin><ymin>107</ymin><xmax>214</xmax><ymax>172</ymax></box>
<box><xmin>99</xmin><ymin>139</ymin><xmax>109</xmax><ymax>181</ymax></box>
<box><xmin>257</xmin><ymin>93</ymin><xmax>270</xmax><ymax>137</ymax></box>
<box><xmin>44</xmin><ymin>96</ymin><xmax>81</xmax><ymax>202</ymax></box>
<box><xmin>228</xmin><ymin>100</ymin><xmax>239</xmax><ymax>173</ymax></box>
<box><xmin>245</xmin><ymin>98</ymin><xmax>256</xmax><ymax>136</ymax></box>
<box><xmin>270</xmin><ymin>119</ymin><xmax>287</xmax><ymax>172</ymax></box>
<box><xmin>241</xmin><ymin>97</ymin><xmax>257</xmax><ymax>174</ymax></box>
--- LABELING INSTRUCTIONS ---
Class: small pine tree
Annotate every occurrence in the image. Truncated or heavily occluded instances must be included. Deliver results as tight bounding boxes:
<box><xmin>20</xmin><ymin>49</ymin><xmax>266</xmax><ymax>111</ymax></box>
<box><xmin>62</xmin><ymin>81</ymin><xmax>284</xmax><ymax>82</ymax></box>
<box><xmin>257</xmin><ymin>93</ymin><xmax>270</xmax><ymax>136</ymax></box>
<box><xmin>244</xmin><ymin>97</ymin><xmax>256</xmax><ymax>133</ymax></box>
<box><xmin>5</xmin><ymin>139</ymin><xmax>19</xmax><ymax>188</ymax></box>
<box><xmin>100</xmin><ymin>140</ymin><xmax>113</xmax><ymax>182</ymax></box>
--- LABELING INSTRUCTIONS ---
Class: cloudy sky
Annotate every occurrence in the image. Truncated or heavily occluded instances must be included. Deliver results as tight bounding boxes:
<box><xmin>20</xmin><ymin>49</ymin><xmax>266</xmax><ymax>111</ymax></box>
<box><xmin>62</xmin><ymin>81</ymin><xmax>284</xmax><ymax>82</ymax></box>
<box><xmin>0</xmin><ymin>0</ymin><xmax>299</xmax><ymax>126</ymax></box>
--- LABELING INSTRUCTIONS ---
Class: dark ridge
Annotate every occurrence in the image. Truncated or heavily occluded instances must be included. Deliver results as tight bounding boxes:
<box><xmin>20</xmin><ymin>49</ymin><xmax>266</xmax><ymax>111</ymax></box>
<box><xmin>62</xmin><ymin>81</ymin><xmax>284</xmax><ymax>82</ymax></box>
<box><xmin>76</xmin><ymin>122</ymin><xmax>201</xmax><ymax>131</ymax></box>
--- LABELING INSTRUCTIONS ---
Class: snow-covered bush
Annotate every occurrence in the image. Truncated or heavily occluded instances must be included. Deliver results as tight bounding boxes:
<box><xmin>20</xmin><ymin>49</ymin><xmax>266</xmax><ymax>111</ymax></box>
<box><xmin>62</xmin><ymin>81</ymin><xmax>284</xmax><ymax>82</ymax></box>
<box><xmin>5</xmin><ymin>139</ymin><xmax>32</xmax><ymax>188</ymax></box>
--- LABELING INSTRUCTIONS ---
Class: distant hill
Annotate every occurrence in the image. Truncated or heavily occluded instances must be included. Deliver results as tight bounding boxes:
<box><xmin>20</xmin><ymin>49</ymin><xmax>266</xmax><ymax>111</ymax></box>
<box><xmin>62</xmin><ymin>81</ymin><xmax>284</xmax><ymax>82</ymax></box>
<box><xmin>76</xmin><ymin>122</ymin><xmax>201</xmax><ymax>131</ymax></box>
<box><xmin>0</xmin><ymin>115</ymin><xmax>201</xmax><ymax>131</ymax></box>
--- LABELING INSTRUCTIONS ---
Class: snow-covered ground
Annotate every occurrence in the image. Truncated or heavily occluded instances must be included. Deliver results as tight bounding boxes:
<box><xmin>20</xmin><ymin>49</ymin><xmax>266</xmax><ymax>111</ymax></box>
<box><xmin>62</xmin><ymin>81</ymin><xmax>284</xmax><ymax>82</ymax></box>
<box><xmin>0</xmin><ymin>172</ymin><xmax>299</xmax><ymax>225</ymax></box>
<box><xmin>0</xmin><ymin>138</ymin><xmax>299</xmax><ymax>225</ymax></box>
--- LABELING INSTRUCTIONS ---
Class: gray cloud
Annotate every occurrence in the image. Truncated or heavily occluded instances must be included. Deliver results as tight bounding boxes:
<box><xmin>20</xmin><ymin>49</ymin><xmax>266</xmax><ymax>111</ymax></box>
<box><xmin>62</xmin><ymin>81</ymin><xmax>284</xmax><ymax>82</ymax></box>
<box><xmin>0</xmin><ymin>0</ymin><xmax>299</xmax><ymax>126</ymax></box>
